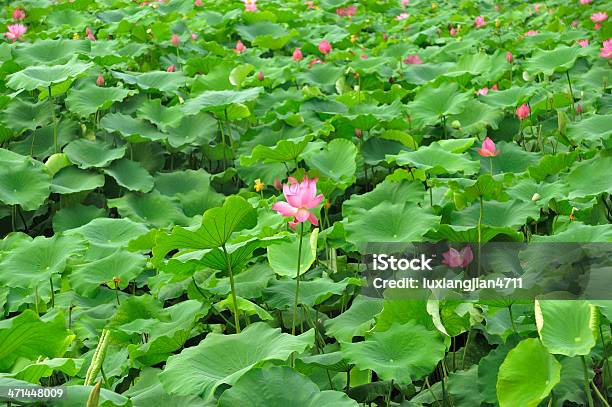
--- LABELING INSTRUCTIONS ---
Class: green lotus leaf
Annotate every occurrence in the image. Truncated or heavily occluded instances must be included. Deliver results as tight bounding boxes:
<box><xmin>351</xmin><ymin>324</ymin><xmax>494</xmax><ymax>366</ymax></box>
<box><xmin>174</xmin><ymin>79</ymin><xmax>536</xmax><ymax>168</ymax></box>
<box><xmin>100</xmin><ymin>113</ymin><xmax>166</xmax><ymax>143</ymax></box>
<box><xmin>408</xmin><ymin>82</ymin><xmax>471</xmax><ymax>127</ymax></box>
<box><xmin>108</xmin><ymin>191</ymin><xmax>189</xmax><ymax>228</ymax></box>
<box><xmin>566</xmin><ymin>114</ymin><xmax>612</xmax><ymax>146</ymax></box>
<box><xmin>345</xmin><ymin>202</ymin><xmax>440</xmax><ymax>248</ymax></box>
<box><xmin>112</xmin><ymin>70</ymin><xmax>189</xmax><ymax>93</ymax></box>
<box><xmin>478</xmin><ymin>141</ymin><xmax>540</xmax><ymax>175</ymax></box>
<box><xmin>66</xmin><ymin>82</ymin><xmax>133</xmax><ymax>117</ymax></box>
<box><xmin>50</xmin><ymin>166</ymin><xmax>105</xmax><ymax>194</ymax></box>
<box><xmin>103</xmin><ymin>158</ymin><xmax>154</xmax><ymax>193</ymax></box>
<box><xmin>0</xmin><ymin>311</ymin><xmax>74</xmax><ymax>371</ymax></box>
<box><xmin>551</xmin><ymin>356</ymin><xmax>595</xmax><ymax>407</ymax></box>
<box><xmin>123</xmin><ymin>367</ymin><xmax>204</xmax><ymax>407</ymax></box>
<box><xmin>229</xmin><ymin>64</ymin><xmax>255</xmax><ymax>87</ymax></box>
<box><xmin>267</xmin><ymin>229</ymin><xmax>318</xmax><ymax>277</ymax></box>
<box><xmin>389</xmin><ymin>143</ymin><xmax>479</xmax><ymax>175</ymax></box>
<box><xmin>343</xmin><ymin>179</ymin><xmax>425</xmax><ymax>217</ymax></box>
<box><xmin>241</xmin><ymin>135</ymin><xmax>312</xmax><ymax>165</ymax></box>
<box><xmin>65</xmin><ymin>217</ymin><xmax>149</xmax><ymax>249</ymax></box>
<box><xmin>531</xmin><ymin>223</ymin><xmax>612</xmax><ymax>243</ymax></box>
<box><xmin>158</xmin><ymin>322</ymin><xmax>314</xmax><ymax>400</ymax></box>
<box><xmin>506</xmin><ymin>178</ymin><xmax>568</xmax><ymax>207</ymax></box>
<box><xmin>450</xmin><ymin>200</ymin><xmax>539</xmax><ymax>229</ymax></box>
<box><xmin>297</xmin><ymin>64</ymin><xmax>344</xmax><ymax>87</ymax></box>
<box><xmin>13</xmin><ymin>39</ymin><xmax>90</xmax><ymax>66</ymax></box>
<box><xmin>535</xmin><ymin>300</ymin><xmax>598</xmax><ymax>357</ymax></box>
<box><xmin>524</xmin><ymin>45</ymin><xmax>584</xmax><ymax>76</ymax></box>
<box><xmin>477</xmin><ymin>336</ymin><xmax>520</xmax><ymax>403</ymax></box>
<box><xmin>403</xmin><ymin>63</ymin><xmax>454</xmax><ymax>85</ymax></box>
<box><xmin>6</xmin><ymin>58</ymin><xmax>93</xmax><ymax>91</ymax></box>
<box><xmin>2</xmin><ymin>358</ymin><xmax>84</xmax><ymax>384</ymax></box>
<box><xmin>450</xmin><ymin>100</ymin><xmax>504</xmax><ymax>133</ymax></box>
<box><xmin>52</xmin><ymin>204</ymin><xmax>106</xmax><ymax>233</ymax></box>
<box><xmin>564</xmin><ymin>154</ymin><xmax>612</xmax><ymax>198</ymax></box>
<box><xmin>0</xmin><ymin>234</ymin><xmax>85</xmax><ymax>288</ymax></box>
<box><xmin>236</xmin><ymin>22</ymin><xmax>296</xmax><ymax>49</ymax></box>
<box><xmin>342</xmin><ymin>322</ymin><xmax>446</xmax><ymax>383</ymax></box>
<box><xmin>0</xmin><ymin>149</ymin><xmax>51</xmax><ymax>210</ymax></box>
<box><xmin>496</xmin><ymin>338</ymin><xmax>561</xmax><ymax>407</ymax></box>
<box><xmin>51</xmin><ymin>384</ymin><xmax>130</xmax><ymax>407</ymax></box>
<box><xmin>215</xmin><ymin>296</ymin><xmax>272</xmax><ymax>321</ymax></box>
<box><xmin>264</xmin><ymin>276</ymin><xmax>359</xmax><ymax>309</ymax></box>
<box><xmin>155</xmin><ymin>169</ymin><xmax>224</xmax><ymax>216</ymax></box>
<box><xmin>136</xmin><ymin>99</ymin><xmax>183</xmax><ymax>131</ymax></box>
<box><xmin>63</xmin><ymin>139</ymin><xmax>126</xmax><ymax>169</ymax></box>
<box><xmin>0</xmin><ymin>97</ymin><xmax>50</xmax><ymax>132</ymax></box>
<box><xmin>206</xmin><ymin>262</ymin><xmax>274</xmax><ymax>299</ymax></box>
<box><xmin>218</xmin><ymin>367</ymin><xmax>358</xmax><ymax>407</ymax></box>
<box><xmin>481</xmin><ymin>87</ymin><xmax>537</xmax><ymax>108</ymax></box>
<box><xmin>324</xmin><ymin>295</ymin><xmax>384</xmax><ymax>342</ymax></box>
<box><xmin>360</xmin><ymin>138</ymin><xmax>410</xmax><ymax>165</ymax></box>
<box><xmin>303</xmin><ymin>138</ymin><xmax>357</xmax><ymax>187</ymax></box>
<box><xmin>166</xmin><ymin>112</ymin><xmax>218</xmax><ymax>148</ymax></box>
<box><xmin>182</xmin><ymin>87</ymin><xmax>263</xmax><ymax>115</ymax></box>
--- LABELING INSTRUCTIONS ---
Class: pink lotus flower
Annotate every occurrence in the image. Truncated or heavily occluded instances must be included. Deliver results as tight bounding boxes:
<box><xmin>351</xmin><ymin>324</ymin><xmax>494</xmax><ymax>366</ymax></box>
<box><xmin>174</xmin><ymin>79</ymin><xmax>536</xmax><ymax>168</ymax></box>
<box><xmin>477</xmin><ymin>137</ymin><xmax>500</xmax><ymax>157</ymax></box>
<box><xmin>442</xmin><ymin>246</ymin><xmax>474</xmax><ymax>268</ymax></box>
<box><xmin>292</xmin><ymin>48</ymin><xmax>303</xmax><ymax>62</ymax></box>
<box><xmin>591</xmin><ymin>12</ymin><xmax>608</xmax><ymax>23</ymax></box>
<box><xmin>506</xmin><ymin>51</ymin><xmax>513</xmax><ymax>63</ymax></box>
<box><xmin>86</xmin><ymin>26</ymin><xmax>96</xmax><ymax>41</ymax></box>
<box><xmin>476</xmin><ymin>87</ymin><xmax>489</xmax><ymax>96</ymax></box>
<box><xmin>96</xmin><ymin>74</ymin><xmax>105</xmax><ymax>87</ymax></box>
<box><xmin>336</xmin><ymin>5</ymin><xmax>356</xmax><ymax>17</ymax></box>
<box><xmin>272</xmin><ymin>175</ymin><xmax>323</xmax><ymax>226</ymax></box>
<box><xmin>450</xmin><ymin>26</ymin><xmax>457</xmax><ymax>36</ymax></box>
<box><xmin>235</xmin><ymin>40</ymin><xmax>246</xmax><ymax>53</ymax></box>
<box><xmin>309</xmin><ymin>58</ymin><xmax>323</xmax><ymax>67</ymax></box>
<box><xmin>516</xmin><ymin>103</ymin><xmax>530</xmax><ymax>120</ymax></box>
<box><xmin>600</xmin><ymin>39</ymin><xmax>612</xmax><ymax>58</ymax></box>
<box><xmin>166</xmin><ymin>64</ymin><xmax>176</xmax><ymax>72</ymax></box>
<box><xmin>5</xmin><ymin>24</ymin><xmax>27</xmax><ymax>42</ymax></box>
<box><xmin>474</xmin><ymin>16</ymin><xmax>486</xmax><ymax>28</ymax></box>
<box><xmin>534</xmin><ymin>4</ymin><xmax>540</xmax><ymax>12</ymax></box>
<box><xmin>12</xmin><ymin>8</ymin><xmax>26</xmax><ymax>20</ymax></box>
<box><xmin>191</xmin><ymin>33</ymin><xmax>198</xmax><ymax>40</ymax></box>
<box><xmin>575</xmin><ymin>103</ymin><xmax>584</xmax><ymax>114</ymax></box>
<box><xmin>244</xmin><ymin>0</ymin><xmax>257</xmax><ymax>12</ymax></box>
<box><xmin>305</xmin><ymin>1</ymin><xmax>316</xmax><ymax>9</ymax></box>
<box><xmin>595</xmin><ymin>23</ymin><xmax>602</xmax><ymax>30</ymax></box>
<box><xmin>491</xmin><ymin>84</ymin><xmax>498</xmax><ymax>91</ymax></box>
<box><xmin>578</xmin><ymin>39</ymin><xmax>589</xmax><ymax>47</ymax></box>
<box><xmin>572</xmin><ymin>20</ymin><xmax>578</xmax><ymax>27</ymax></box>
<box><xmin>273</xmin><ymin>177</ymin><xmax>282</xmax><ymax>190</ymax></box>
<box><xmin>401</xmin><ymin>0</ymin><xmax>409</xmax><ymax>5</ymax></box>
<box><xmin>195</xmin><ymin>0</ymin><xmax>202</xmax><ymax>6</ymax></box>
<box><xmin>171</xmin><ymin>33</ymin><xmax>179</xmax><ymax>47</ymax></box>
<box><xmin>257</xmin><ymin>71</ymin><xmax>264</xmax><ymax>81</ymax></box>
<box><xmin>403</xmin><ymin>54</ymin><xmax>422</xmax><ymax>64</ymax></box>
<box><xmin>318</xmin><ymin>39</ymin><xmax>332</xmax><ymax>55</ymax></box>
<box><xmin>580</xmin><ymin>0</ymin><xmax>592</xmax><ymax>4</ymax></box>
<box><xmin>525</xmin><ymin>30</ymin><xmax>538</xmax><ymax>36</ymax></box>
<box><xmin>396</xmin><ymin>12</ymin><xmax>409</xmax><ymax>21</ymax></box>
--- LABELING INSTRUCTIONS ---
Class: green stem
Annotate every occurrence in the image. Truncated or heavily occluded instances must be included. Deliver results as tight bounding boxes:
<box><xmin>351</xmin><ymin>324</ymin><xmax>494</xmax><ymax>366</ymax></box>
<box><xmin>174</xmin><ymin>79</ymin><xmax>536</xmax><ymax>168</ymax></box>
<box><xmin>386</xmin><ymin>380</ymin><xmax>393</xmax><ymax>407</ymax></box>
<box><xmin>11</xmin><ymin>205</ymin><xmax>16</xmax><ymax>232</ymax></box>
<box><xmin>508</xmin><ymin>305</ymin><xmax>517</xmax><ymax>333</ymax></box>
<box><xmin>489</xmin><ymin>156</ymin><xmax>493</xmax><ymax>176</ymax></box>
<box><xmin>114</xmin><ymin>285</ymin><xmax>120</xmax><ymax>306</ymax></box>
<box><xmin>581</xmin><ymin>355</ymin><xmax>595</xmax><ymax>407</ymax></box>
<box><xmin>48</xmin><ymin>87</ymin><xmax>58</xmax><ymax>153</ymax></box>
<box><xmin>599</xmin><ymin>324</ymin><xmax>611</xmax><ymax>386</ymax></box>
<box><xmin>425</xmin><ymin>377</ymin><xmax>442</xmax><ymax>407</ymax></box>
<box><xmin>222</xmin><ymin>244</ymin><xmax>241</xmax><ymax>333</ymax></box>
<box><xmin>477</xmin><ymin>195</ymin><xmax>483</xmax><ymax>275</ymax></box>
<box><xmin>292</xmin><ymin>223</ymin><xmax>305</xmax><ymax>335</ymax></box>
<box><xmin>49</xmin><ymin>277</ymin><xmax>55</xmax><ymax>308</ymax></box>
<box><xmin>591</xmin><ymin>381</ymin><xmax>611</xmax><ymax>407</ymax></box>
<box><xmin>219</xmin><ymin>118</ymin><xmax>227</xmax><ymax>172</ymax></box>
<box><xmin>462</xmin><ymin>329</ymin><xmax>471</xmax><ymax>369</ymax></box>
<box><xmin>34</xmin><ymin>285</ymin><xmax>39</xmax><ymax>316</ymax></box>
<box><xmin>566</xmin><ymin>71</ymin><xmax>575</xmax><ymax>113</ymax></box>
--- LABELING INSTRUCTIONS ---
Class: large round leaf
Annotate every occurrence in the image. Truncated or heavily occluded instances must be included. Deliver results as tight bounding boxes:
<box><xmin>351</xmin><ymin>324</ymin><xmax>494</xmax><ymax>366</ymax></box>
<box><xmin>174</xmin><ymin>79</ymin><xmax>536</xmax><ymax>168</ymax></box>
<box><xmin>158</xmin><ymin>322</ymin><xmax>314</xmax><ymax>401</ymax></box>
<box><xmin>267</xmin><ymin>230</ymin><xmax>317</xmax><ymax>277</ymax></box>
<box><xmin>389</xmin><ymin>143</ymin><xmax>480</xmax><ymax>175</ymax></box>
<box><xmin>50</xmin><ymin>166</ymin><xmax>105</xmax><ymax>194</ymax></box>
<box><xmin>218</xmin><ymin>367</ymin><xmax>358</xmax><ymax>407</ymax></box>
<box><xmin>66</xmin><ymin>82</ymin><xmax>133</xmax><ymax>117</ymax></box>
<box><xmin>0</xmin><ymin>150</ymin><xmax>50</xmax><ymax>210</ymax></box>
<box><xmin>6</xmin><ymin>59</ymin><xmax>93</xmax><ymax>91</ymax></box>
<box><xmin>107</xmin><ymin>192</ymin><xmax>190</xmax><ymax>228</ymax></box>
<box><xmin>496</xmin><ymin>338</ymin><xmax>561</xmax><ymax>407</ymax></box>
<box><xmin>103</xmin><ymin>158</ymin><xmax>154</xmax><ymax>193</ymax></box>
<box><xmin>341</xmin><ymin>322</ymin><xmax>446</xmax><ymax>383</ymax></box>
<box><xmin>63</xmin><ymin>139</ymin><xmax>126</xmax><ymax>169</ymax></box>
<box><xmin>408</xmin><ymin>82</ymin><xmax>471</xmax><ymax>127</ymax></box>
<box><xmin>303</xmin><ymin>138</ymin><xmax>357</xmax><ymax>187</ymax></box>
<box><xmin>182</xmin><ymin>88</ymin><xmax>263</xmax><ymax>115</ymax></box>
<box><xmin>524</xmin><ymin>46</ymin><xmax>584</xmax><ymax>76</ymax></box>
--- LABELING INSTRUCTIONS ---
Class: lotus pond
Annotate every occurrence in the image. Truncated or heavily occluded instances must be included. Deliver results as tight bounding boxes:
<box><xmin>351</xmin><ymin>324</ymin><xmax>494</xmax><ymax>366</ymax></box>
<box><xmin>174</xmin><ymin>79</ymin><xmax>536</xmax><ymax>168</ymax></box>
<box><xmin>0</xmin><ymin>0</ymin><xmax>611</xmax><ymax>406</ymax></box>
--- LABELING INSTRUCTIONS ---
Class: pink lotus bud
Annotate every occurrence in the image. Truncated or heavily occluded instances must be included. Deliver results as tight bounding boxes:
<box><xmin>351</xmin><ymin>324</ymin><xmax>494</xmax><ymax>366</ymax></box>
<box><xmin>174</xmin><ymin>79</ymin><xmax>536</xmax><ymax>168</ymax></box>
<box><xmin>594</xmin><ymin>23</ymin><xmax>601</xmax><ymax>30</ymax></box>
<box><xmin>491</xmin><ymin>84</ymin><xmax>498</xmax><ymax>91</ymax></box>
<box><xmin>580</xmin><ymin>0</ymin><xmax>592</xmax><ymax>4</ymax></box>
<box><xmin>506</xmin><ymin>51</ymin><xmax>513</xmax><ymax>63</ymax></box>
<box><xmin>257</xmin><ymin>71</ymin><xmax>264</xmax><ymax>81</ymax></box>
<box><xmin>171</xmin><ymin>33</ymin><xmax>179</xmax><ymax>47</ymax></box>
<box><xmin>403</xmin><ymin>54</ymin><xmax>422</xmax><ymax>64</ymax></box>
<box><xmin>235</xmin><ymin>40</ymin><xmax>246</xmax><ymax>54</ymax></box>
<box><xmin>195</xmin><ymin>0</ymin><xmax>203</xmax><ymax>5</ymax></box>
<box><xmin>86</xmin><ymin>26</ymin><xmax>96</xmax><ymax>41</ymax></box>
<box><xmin>191</xmin><ymin>33</ymin><xmax>198</xmax><ymax>40</ymax></box>
<box><xmin>450</xmin><ymin>26</ymin><xmax>456</xmax><ymax>36</ymax></box>
<box><xmin>383</xmin><ymin>33</ymin><xmax>388</xmax><ymax>41</ymax></box>
<box><xmin>525</xmin><ymin>30</ymin><xmax>538</xmax><ymax>36</ymax></box>
<box><xmin>515</xmin><ymin>103</ymin><xmax>530</xmax><ymax>120</ymax></box>
<box><xmin>318</xmin><ymin>39</ymin><xmax>332</xmax><ymax>55</ymax></box>
<box><xmin>600</xmin><ymin>39</ymin><xmax>612</xmax><ymax>58</ymax></box>
<box><xmin>476</xmin><ymin>87</ymin><xmax>489</xmax><ymax>96</ymax></box>
<box><xmin>273</xmin><ymin>177</ymin><xmax>282</xmax><ymax>190</ymax></box>
<box><xmin>292</xmin><ymin>48</ymin><xmax>303</xmax><ymax>62</ymax></box>
<box><xmin>474</xmin><ymin>16</ymin><xmax>486</xmax><ymax>28</ymax></box>
<box><xmin>571</xmin><ymin>20</ymin><xmax>578</xmax><ymax>27</ymax></box>
<box><xmin>96</xmin><ymin>74</ymin><xmax>105</xmax><ymax>87</ymax></box>
<box><xmin>477</xmin><ymin>137</ymin><xmax>500</xmax><ymax>157</ymax></box>
<box><xmin>575</xmin><ymin>103</ymin><xmax>583</xmax><ymax>114</ymax></box>
<box><xmin>578</xmin><ymin>39</ymin><xmax>589</xmax><ymax>47</ymax></box>
<box><xmin>355</xmin><ymin>128</ymin><xmax>362</xmax><ymax>138</ymax></box>
<box><xmin>12</xmin><ymin>8</ymin><xmax>26</xmax><ymax>20</ymax></box>
<box><xmin>166</xmin><ymin>64</ymin><xmax>176</xmax><ymax>72</ymax></box>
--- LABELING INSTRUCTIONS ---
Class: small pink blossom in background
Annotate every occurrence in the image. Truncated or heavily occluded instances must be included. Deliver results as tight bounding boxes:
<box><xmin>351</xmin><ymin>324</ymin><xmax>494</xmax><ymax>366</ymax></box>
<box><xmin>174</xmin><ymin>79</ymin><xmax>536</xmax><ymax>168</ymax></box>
<box><xmin>572</xmin><ymin>20</ymin><xmax>578</xmax><ymax>27</ymax></box>
<box><xmin>580</xmin><ymin>0</ymin><xmax>592</xmax><ymax>4</ymax></box>
<box><xmin>235</xmin><ymin>40</ymin><xmax>246</xmax><ymax>53</ymax></box>
<box><xmin>96</xmin><ymin>74</ymin><xmax>105</xmax><ymax>87</ymax></box>
<box><xmin>257</xmin><ymin>71</ymin><xmax>264</xmax><ymax>81</ymax></box>
<box><xmin>354</xmin><ymin>128</ymin><xmax>362</xmax><ymax>138</ymax></box>
<box><xmin>396</xmin><ymin>12</ymin><xmax>409</xmax><ymax>21</ymax></box>
<box><xmin>474</xmin><ymin>16</ymin><xmax>486</xmax><ymax>28</ymax></box>
<box><xmin>578</xmin><ymin>39</ymin><xmax>589</xmax><ymax>47</ymax></box>
<box><xmin>403</xmin><ymin>54</ymin><xmax>422</xmax><ymax>64</ymax></box>
<box><xmin>525</xmin><ymin>30</ymin><xmax>538</xmax><ymax>36</ymax></box>
<box><xmin>442</xmin><ymin>246</ymin><xmax>474</xmax><ymax>268</ymax></box>
<box><xmin>383</xmin><ymin>33</ymin><xmax>388</xmax><ymax>41</ymax></box>
<box><xmin>591</xmin><ymin>12</ymin><xmax>608</xmax><ymax>22</ymax></box>
<box><xmin>166</xmin><ymin>64</ymin><xmax>175</xmax><ymax>72</ymax></box>
<box><xmin>292</xmin><ymin>48</ymin><xmax>303</xmax><ymax>62</ymax></box>
<box><xmin>575</xmin><ymin>103</ymin><xmax>583</xmax><ymax>114</ymax></box>
<box><xmin>516</xmin><ymin>103</ymin><xmax>530</xmax><ymax>120</ymax></box>
<box><xmin>308</xmin><ymin>58</ymin><xmax>323</xmax><ymax>67</ymax></box>
<box><xmin>191</xmin><ymin>33</ymin><xmax>198</xmax><ymax>40</ymax></box>
<box><xmin>336</xmin><ymin>5</ymin><xmax>356</xmax><ymax>17</ymax></box>
<box><xmin>86</xmin><ymin>26</ymin><xmax>96</xmax><ymax>41</ymax></box>
<box><xmin>5</xmin><ymin>24</ymin><xmax>27</xmax><ymax>42</ymax></box>
<box><xmin>171</xmin><ymin>33</ymin><xmax>179</xmax><ymax>47</ymax></box>
<box><xmin>476</xmin><ymin>87</ymin><xmax>489</xmax><ymax>96</ymax></box>
<box><xmin>450</xmin><ymin>26</ymin><xmax>457</xmax><ymax>36</ymax></box>
<box><xmin>360</xmin><ymin>54</ymin><xmax>367</xmax><ymax>59</ymax></box>
<box><xmin>401</xmin><ymin>0</ymin><xmax>409</xmax><ymax>5</ymax></box>
<box><xmin>243</xmin><ymin>0</ymin><xmax>257</xmax><ymax>12</ymax></box>
<box><xmin>305</xmin><ymin>1</ymin><xmax>316</xmax><ymax>9</ymax></box>
<box><xmin>478</xmin><ymin>137</ymin><xmax>500</xmax><ymax>157</ymax></box>
<box><xmin>195</xmin><ymin>0</ymin><xmax>202</xmax><ymax>6</ymax></box>
<box><xmin>506</xmin><ymin>51</ymin><xmax>513</xmax><ymax>62</ymax></box>
<box><xmin>534</xmin><ymin>4</ymin><xmax>540</xmax><ymax>12</ymax></box>
<box><xmin>273</xmin><ymin>177</ymin><xmax>282</xmax><ymax>190</ymax></box>
<box><xmin>491</xmin><ymin>84</ymin><xmax>498</xmax><ymax>91</ymax></box>
<box><xmin>272</xmin><ymin>175</ymin><xmax>323</xmax><ymax>227</ymax></box>
<box><xmin>12</xmin><ymin>8</ymin><xmax>26</xmax><ymax>20</ymax></box>
<box><xmin>318</xmin><ymin>39</ymin><xmax>332</xmax><ymax>54</ymax></box>
<box><xmin>600</xmin><ymin>39</ymin><xmax>612</xmax><ymax>58</ymax></box>
<box><xmin>595</xmin><ymin>23</ymin><xmax>602</xmax><ymax>29</ymax></box>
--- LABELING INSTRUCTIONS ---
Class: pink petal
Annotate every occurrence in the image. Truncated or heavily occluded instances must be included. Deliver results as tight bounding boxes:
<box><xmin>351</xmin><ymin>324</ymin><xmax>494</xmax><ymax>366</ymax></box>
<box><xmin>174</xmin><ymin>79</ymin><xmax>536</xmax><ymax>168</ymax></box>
<box><xmin>272</xmin><ymin>201</ymin><xmax>298</xmax><ymax>218</ymax></box>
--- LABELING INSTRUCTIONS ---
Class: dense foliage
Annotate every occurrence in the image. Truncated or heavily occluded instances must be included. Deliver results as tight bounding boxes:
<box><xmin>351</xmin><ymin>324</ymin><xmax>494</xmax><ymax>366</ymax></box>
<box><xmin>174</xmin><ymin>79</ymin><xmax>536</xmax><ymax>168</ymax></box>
<box><xmin>0</xmin><ymin>0</ymin><xmax>611</xmax><ymax>406</ymax></box>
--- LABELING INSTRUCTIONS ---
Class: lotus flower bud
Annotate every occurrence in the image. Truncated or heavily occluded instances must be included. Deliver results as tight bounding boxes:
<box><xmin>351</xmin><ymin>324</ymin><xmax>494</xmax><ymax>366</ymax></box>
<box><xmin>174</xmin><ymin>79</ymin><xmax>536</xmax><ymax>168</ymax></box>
<box><xmin>257</xmin><ymin>71</ymin><xmax>264</xmax><ymax>81</ymax></box>
<box><xmin>451</xmin><ymin>120</ymin><xmax>461</xmax><ymax>129</ymax></box>
<box><xmin>96</xmin><ymin>74</ymin><xmax>105</xmax><ymax>87</ymax></box>
<box><xmin>531</xmin><ymin>193</ymin><xmax>541</xmax><ymax>201</ymax></box>
<box><xmin>355</xmin><ymin>128</ymin><xmax>363</xmax><ymax>138</ymax></box>
<box><xmin>522</xmin><ymin>71</ymin><xmax>532</xmax><ymax>81</ymax></box>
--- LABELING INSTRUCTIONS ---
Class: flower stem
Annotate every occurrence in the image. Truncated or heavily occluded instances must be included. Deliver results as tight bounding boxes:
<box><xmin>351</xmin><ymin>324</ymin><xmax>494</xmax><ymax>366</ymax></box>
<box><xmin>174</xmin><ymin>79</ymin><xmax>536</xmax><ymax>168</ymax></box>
<box><xmin>581</xmin><ymin>355</ymin><xmax>595</xmax><ymax>407</ymax></box>
<box><xmin>48</xmin><ymin>86</ymin><xmax>58</xmax><ymax>153</ymax></box>
<box><xmin>477</xmin><ymin>195</ymin><xmax>483</xmax><ymax>275</ymax></box>
<box><xmin>489</xmin><ymin>156</ymin><xmax>493</xmax><ymax>176</ymax></box>
<box><xmin>49</xmin><ymin>277</ymin><xmax>55</xmax><ymax>308</ymax></box>
<box><xmin>292</xmin><ymin>222</ymin><xmax>305</xmax><ymax>335</ymax></box>
<box><xmin>566</xmin><ymin>71</ymin><xmax>575</xmax><ymax>113</ymax></box>
<box><xmin>222</xmin><ymin>244</ymin><xmax>241</xmax><ymax>333</ymax></box>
